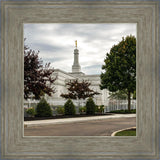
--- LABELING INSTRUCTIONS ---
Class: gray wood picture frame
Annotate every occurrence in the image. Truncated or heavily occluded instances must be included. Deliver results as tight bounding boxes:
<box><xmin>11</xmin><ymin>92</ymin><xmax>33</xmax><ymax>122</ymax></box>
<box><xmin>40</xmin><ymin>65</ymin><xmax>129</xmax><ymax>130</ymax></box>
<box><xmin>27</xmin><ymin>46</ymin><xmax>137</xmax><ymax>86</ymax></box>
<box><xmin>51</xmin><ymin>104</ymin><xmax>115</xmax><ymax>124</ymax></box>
<box><xmin>1</xmin><ymin>1</ymin><xmax>159</xmax><ymax>159</ymax></box>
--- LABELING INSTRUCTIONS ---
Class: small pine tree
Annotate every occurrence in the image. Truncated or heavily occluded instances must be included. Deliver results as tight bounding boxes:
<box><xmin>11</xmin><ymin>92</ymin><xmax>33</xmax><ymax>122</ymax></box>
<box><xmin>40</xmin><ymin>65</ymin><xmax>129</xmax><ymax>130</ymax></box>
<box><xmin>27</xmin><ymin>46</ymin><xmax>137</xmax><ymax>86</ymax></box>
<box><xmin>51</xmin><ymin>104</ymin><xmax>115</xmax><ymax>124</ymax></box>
<box><xmin>86</xmin><ymin>97</ymin><xmax>96</xmax><ymax>115</ymax></box>
<box><xmin>64</xmin><ymin>99</ymin><xmax>76</xmax><ymax>115</ymax></box>
<box><xmin>36</xmin><ymin>98</ymin><xmax>52</xmax><ymax>117</ymax></box>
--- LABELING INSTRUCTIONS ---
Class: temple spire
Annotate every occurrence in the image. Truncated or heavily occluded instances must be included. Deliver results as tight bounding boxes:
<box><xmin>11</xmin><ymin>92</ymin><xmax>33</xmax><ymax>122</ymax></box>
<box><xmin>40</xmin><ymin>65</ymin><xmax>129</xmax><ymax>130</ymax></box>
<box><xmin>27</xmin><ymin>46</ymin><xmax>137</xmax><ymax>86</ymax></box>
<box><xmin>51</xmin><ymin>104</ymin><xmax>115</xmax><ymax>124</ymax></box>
<box><xmin>72</xmin><ymin>40</ymin><xmax>81</xmax><ymax>73</ymax></box>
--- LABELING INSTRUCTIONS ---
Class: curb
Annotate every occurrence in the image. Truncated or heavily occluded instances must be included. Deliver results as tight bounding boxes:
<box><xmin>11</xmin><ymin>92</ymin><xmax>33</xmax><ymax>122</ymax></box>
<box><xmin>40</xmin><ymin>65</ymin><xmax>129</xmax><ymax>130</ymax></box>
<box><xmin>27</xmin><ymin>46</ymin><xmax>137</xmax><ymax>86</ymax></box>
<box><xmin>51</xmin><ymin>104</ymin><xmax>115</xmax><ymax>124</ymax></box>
<box><xmin>111</xmin><ymin>127</ymin><xmax>136</xmax><ymax>136</ymax></box>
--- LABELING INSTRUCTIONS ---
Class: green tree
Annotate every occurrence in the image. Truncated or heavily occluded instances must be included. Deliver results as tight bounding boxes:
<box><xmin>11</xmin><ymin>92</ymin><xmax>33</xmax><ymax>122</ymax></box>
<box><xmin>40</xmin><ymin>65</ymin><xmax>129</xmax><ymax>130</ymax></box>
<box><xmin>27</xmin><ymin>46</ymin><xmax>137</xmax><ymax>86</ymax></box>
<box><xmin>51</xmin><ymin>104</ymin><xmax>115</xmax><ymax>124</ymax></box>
<box><xmin>100</xmin><ymin>35</ymin><xmax>136</xmax><ymax>111</ymax></box>
<box><xmin>36</xmin><ymin>98</ymin><xmax>52</xmax><ymax>117</ymax></box>
<box><xmin>64</xmin><ymin>99</ymin><xmax>76</xmax><ymax>115</ymax></box>
<box><xmin>86</xmin><ymin>97</ymin><xmax>96</xmax><ymax>115</ymax></box>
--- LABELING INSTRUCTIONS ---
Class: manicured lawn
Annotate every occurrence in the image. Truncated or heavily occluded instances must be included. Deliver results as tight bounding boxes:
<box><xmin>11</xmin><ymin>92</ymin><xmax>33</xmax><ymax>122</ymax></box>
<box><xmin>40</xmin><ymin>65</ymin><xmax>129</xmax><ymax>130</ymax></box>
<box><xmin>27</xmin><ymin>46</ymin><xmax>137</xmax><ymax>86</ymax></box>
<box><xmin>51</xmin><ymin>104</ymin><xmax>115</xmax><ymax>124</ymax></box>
<box><xmin>115</xmin><ymin>129</ymin><xmax>136</xmax><ymax>136</ymax></box>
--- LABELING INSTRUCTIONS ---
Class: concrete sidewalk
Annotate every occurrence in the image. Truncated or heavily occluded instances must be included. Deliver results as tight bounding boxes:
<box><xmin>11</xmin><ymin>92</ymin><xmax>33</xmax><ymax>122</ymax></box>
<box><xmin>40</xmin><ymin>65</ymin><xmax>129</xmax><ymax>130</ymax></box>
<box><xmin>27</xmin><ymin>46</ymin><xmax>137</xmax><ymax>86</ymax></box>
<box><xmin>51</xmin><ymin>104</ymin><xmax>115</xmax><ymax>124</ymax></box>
<box><xmin>24</xmin><ymin>114</ymin><xmax>136</xmax><ymax>127</ymax></box>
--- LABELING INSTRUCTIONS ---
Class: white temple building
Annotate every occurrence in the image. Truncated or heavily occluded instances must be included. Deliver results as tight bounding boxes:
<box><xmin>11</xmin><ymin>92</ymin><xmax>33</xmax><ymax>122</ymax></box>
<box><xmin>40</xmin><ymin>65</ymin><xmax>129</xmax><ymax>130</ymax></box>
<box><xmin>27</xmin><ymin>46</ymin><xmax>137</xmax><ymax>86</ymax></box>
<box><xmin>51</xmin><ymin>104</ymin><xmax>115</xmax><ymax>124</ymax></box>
<box><xmin>45</xmin><ymin>41</ymin><xmax>109</xmax><ymax>107</ymax></box>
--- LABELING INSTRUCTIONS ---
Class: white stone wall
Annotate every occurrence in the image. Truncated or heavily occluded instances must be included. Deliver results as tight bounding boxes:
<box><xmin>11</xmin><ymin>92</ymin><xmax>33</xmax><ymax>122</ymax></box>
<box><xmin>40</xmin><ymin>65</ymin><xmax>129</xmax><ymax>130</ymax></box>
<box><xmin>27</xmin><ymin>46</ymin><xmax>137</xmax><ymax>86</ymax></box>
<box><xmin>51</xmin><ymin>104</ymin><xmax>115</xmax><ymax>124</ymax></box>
<box><xmin>46</xmin><ymin>70</ymin><xmax>109</xmax><ymax>106</ymax></box>
<box><xmin>79</xmin><ymin>75</ymin><xmax>109</xmax><ymax>106</ymax></box>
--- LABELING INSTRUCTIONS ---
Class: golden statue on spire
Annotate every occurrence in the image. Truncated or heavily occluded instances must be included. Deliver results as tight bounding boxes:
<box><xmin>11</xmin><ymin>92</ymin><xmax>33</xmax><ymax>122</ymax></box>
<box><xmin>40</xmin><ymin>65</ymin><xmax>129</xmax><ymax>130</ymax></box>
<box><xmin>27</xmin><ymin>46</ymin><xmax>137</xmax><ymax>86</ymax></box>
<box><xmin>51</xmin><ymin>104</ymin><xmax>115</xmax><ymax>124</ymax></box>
<box><xmin>75</xmin><ymin>40</ymin><xmax>77</xmax><ymax>48</ymax></box>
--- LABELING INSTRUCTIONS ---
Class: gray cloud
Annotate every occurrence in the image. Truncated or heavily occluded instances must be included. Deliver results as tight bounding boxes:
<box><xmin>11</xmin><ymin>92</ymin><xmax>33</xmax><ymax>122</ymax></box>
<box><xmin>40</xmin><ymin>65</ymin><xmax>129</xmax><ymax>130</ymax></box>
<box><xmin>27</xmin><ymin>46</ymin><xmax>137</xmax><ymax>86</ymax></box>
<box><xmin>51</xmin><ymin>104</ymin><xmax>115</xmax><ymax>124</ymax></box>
<box><xmin>24</xmin><ymin>23</ymin><xmax>136</xmax><ymax>75</ymax></box>
<box><xmin>42</xmin><ymin>57</ymin><xmax>64</xmax><ymax>63</ymax></box>
<box><xmin>33</xmin><ymin>43</ymin><xmax>62</xmax><ymax>52</ymax></box>
<box><xmin>83</xmin><ymin>65</ymin><xmax>102</xmax><ymax>75</ymax></box>
<box><xmin>84</xmin><ymin>64</ymin><xmax>102</xmax><ymax>69</ymax></box>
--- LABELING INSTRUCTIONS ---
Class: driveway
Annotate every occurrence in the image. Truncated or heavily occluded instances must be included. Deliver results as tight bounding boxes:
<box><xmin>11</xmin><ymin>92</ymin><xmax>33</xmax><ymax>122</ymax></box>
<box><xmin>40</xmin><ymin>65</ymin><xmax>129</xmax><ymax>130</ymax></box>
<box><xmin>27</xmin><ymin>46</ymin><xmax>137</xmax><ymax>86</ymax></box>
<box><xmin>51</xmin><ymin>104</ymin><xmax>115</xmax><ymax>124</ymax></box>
<box><xmin>24</xmin><ymin>116</ymin><xmax>136</xmax><ymax>136</ymax></box>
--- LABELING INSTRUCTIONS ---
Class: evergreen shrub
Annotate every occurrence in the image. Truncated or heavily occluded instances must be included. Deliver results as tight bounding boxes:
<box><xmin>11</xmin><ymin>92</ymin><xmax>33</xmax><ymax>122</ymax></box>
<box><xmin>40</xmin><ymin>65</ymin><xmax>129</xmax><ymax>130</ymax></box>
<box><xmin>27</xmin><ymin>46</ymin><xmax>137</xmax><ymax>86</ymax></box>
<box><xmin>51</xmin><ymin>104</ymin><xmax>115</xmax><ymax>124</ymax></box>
<box><xmin>36</xmin><ymin>98</ymin><xmax>52</xmax><ymax>117</ymax></box>
<box><xmin>64</xmin><ymin>99</ymin><xmax>75</xmax><ymax>115</ymax></box>
<box><xmin>86</xmin><ymin>97</ymin><xmax>96</xmax><ymax>115</ymax></box>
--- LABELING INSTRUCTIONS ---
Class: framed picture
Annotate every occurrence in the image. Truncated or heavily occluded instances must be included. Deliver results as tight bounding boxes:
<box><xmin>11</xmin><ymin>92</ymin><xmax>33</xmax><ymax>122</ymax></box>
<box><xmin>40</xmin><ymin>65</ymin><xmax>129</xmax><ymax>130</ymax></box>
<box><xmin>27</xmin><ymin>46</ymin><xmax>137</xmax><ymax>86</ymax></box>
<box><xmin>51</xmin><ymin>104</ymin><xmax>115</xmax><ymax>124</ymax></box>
<box><xmin>1</xmin><ymin>1</ymin><xmax>159</xmax><ymax>159</ymax></box>
<box><xmin>23</xmin><ymin>23</ymin><xmax>137</xmax><ymax>137</ymax></box>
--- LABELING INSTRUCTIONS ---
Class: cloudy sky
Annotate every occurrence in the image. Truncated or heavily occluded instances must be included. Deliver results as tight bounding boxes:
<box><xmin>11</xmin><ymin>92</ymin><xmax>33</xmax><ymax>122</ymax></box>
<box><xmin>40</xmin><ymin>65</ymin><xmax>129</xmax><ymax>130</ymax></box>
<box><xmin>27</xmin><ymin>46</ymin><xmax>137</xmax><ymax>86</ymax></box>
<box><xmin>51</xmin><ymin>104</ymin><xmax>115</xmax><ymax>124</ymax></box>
<box><xmin>24</xmin><ymin>23</ymin><xmax>136</xmax><ymax>75</ymax></box>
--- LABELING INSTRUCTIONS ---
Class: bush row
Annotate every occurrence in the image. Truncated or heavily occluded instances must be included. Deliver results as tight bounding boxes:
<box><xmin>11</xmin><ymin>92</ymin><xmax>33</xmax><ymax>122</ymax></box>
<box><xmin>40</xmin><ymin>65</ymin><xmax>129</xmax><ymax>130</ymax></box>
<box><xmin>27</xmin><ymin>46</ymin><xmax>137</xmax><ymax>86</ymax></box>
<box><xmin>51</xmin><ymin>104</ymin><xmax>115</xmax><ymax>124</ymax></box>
<box><xmin>58</xmin><ymin>98</ymin><xmax>96</xmax><ymax>116</ymax></box>
<box><xmin>26</xmin><ymin>97</ymin><xmax>97</xmax><ymax>117</ymax></box>
<box><xmin>25</xmin><ymin>98</ymin><xmax>136</xmax><ymax>117</ymax></box>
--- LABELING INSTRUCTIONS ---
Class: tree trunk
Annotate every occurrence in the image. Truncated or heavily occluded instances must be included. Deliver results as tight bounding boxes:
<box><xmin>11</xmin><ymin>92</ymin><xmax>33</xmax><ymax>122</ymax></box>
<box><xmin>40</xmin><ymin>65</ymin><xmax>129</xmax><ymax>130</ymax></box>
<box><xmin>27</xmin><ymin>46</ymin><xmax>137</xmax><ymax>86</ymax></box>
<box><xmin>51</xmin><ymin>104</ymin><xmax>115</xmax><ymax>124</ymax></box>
<box><xmin>127</xmin><ymin>91</ymin><xmax>131</xmax><ymax>112</ymax></box>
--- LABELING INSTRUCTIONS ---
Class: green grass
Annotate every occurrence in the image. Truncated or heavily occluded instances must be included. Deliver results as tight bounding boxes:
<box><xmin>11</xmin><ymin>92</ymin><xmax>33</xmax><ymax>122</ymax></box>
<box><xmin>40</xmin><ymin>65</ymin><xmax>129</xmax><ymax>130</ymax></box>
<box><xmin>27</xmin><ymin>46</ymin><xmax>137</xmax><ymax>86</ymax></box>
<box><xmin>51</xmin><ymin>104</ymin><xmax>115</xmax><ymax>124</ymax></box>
<box><xmin>115</xmin><ymin>129</ymin><xmax>136</xmax><ymax>136</ymax></box>
<box><xmin>110</xmin><ymin>109</ymin><xmax>136</xmax><ymax>114</ymax></box>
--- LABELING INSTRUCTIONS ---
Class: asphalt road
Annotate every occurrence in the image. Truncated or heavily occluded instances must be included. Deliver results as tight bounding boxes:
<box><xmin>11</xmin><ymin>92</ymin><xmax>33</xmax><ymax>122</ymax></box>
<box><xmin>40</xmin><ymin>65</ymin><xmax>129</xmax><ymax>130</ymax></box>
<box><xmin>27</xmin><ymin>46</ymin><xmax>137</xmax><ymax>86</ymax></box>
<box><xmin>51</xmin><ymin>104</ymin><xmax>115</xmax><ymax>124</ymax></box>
<box><xmin>24</xmin><ymin>117</ymin><xmax>136</xmax><ymax>136</ymax></box>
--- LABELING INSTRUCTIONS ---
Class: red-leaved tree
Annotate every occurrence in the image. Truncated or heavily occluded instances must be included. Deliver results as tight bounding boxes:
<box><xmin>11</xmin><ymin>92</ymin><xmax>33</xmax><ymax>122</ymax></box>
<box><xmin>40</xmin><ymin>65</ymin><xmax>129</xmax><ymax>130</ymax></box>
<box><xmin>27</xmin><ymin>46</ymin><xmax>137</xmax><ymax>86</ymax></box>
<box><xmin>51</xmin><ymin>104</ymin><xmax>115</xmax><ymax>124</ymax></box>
<box><xmin>61</xmin><ymin>79</ymin><xmax>99</xmax><ymax>100</ymax></box>
<box><xmin>24</xmin><ymin>44</ymin><xmax>56</xmax><ymax>100</ymax></box>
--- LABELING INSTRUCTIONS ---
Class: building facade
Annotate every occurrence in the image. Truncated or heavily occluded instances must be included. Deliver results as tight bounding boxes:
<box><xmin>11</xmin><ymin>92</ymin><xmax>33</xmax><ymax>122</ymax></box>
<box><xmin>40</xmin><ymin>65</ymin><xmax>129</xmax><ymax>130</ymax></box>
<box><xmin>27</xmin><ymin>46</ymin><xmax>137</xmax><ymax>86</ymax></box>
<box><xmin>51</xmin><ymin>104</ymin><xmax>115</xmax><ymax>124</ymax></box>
<box><xmin>46</xmin><ymin>42</ymin><xmax>109</xmax><ymax>107</ymax></box>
